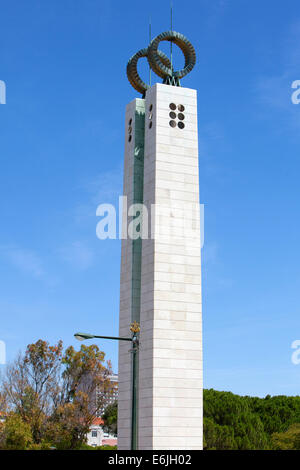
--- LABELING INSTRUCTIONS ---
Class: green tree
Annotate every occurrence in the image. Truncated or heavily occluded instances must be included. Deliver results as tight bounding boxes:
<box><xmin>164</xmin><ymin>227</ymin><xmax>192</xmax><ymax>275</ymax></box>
<box><xmin>203</xmin><ymin>389</ymin><xmax>270</xmax><ymax>449</ymax></box>
<box><xmin>2</xmin><ymin>340</ymin><xmax>63</xmax><ymax>442</ymax></box>
<box><xmin>1</xmin><ymin>413</ymin><xmax>33</xmax><ymax>450</ymax></box>
<box><xmin>272</xmin><ymin>424</ymin><xmax>300</xmax><ymax>450</ymax></box>
<box><xmin>44</xmin><ymin>343</ymin><xmax>114</xmax><ymax>449</ymax></box>
<box><xmin>203</xmin><ymin>417</ymin><xmax>235</xmax><ymax>450</ymax></box>
<box><xmin>102</xmin><ymin>401</ymin><xmax>117</xmax><ymax>436</ymax></box>
<box><xmin>249</xmin><ymin>394</ymin><xmax>300</xmax><ymax>435</ymax></box>
<box><xmin>0</xmin><ymin>340</ymin><xmax>114</xmax><ymax>449</ymax></box>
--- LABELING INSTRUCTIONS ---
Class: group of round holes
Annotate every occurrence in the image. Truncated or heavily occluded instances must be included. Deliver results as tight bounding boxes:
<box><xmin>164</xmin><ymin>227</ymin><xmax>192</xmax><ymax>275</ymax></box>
<box><xmin>169</xmin><ymin>103</ymin><xmax>185</xmax><ymax>129</ymax></box>
<box><xmin>149</xmin><ymin>104</ymin><xmax>153</xmax><ymax>129</ymax></box>
<box><xmin>128</xmin><ymin>118</ymin><xmax>132</xmax><ymax>142</ymax></box>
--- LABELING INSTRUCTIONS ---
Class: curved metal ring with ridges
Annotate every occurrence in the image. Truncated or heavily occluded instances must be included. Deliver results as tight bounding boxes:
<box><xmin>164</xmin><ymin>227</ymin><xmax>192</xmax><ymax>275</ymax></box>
<box><xmin>147</xmin><ymin>30</ymin><xmax>196</xmax><ymax>80</ymax></box>
<box><xmin>127</xmin><ymin>48</ymin><xmax>173</xmax><ymax>95</ymax></box>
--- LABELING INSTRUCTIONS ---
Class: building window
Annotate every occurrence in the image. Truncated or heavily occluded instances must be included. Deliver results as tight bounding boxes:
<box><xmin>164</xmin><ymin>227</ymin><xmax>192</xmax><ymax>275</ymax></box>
<box><xmin>92</xmin><ymin>430</ymin><xmax>98</xmax><ymax>438</ymax></box>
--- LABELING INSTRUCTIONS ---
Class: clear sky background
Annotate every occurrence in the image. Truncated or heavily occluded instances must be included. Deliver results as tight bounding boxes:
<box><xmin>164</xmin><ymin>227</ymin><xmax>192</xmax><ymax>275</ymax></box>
<box><xmin>1</xmin><ymin>0</ymin><xmax>300</xmax><ymax>397</ymax></box>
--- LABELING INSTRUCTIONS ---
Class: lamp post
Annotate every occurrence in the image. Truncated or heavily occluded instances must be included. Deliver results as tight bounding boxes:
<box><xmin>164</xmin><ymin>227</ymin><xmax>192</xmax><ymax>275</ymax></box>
<box><xmin>74</xmin><ymin>321</ymin><xmax>140</xmax><ymax>450</ymax></box>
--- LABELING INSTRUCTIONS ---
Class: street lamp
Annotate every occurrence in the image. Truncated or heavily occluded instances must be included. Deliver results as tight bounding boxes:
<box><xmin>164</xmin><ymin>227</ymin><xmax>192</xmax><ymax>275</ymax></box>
<box><xmin>74</xmin><ymin>321</ymin><xmax>140</xmax><ymax>450</ymax></box>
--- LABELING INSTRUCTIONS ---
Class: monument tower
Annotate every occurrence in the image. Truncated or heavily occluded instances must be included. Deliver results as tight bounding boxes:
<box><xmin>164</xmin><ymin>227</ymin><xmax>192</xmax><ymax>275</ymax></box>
<box><xmin>118</xmin><ymin>29</ymin><xmax>203</xmax><ymax>450</ymax></box>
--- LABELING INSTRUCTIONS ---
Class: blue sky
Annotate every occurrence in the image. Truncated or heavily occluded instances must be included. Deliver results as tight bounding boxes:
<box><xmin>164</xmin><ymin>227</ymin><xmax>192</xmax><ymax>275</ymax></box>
<box><xmin>1</xmin><ymin>0</ymin><xmax>300</xmax><ymax>397</ymax></box>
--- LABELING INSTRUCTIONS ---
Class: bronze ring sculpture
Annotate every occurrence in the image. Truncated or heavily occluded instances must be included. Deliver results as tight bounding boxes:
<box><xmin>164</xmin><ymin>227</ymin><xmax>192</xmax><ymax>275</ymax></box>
<box><xmin>127</xmin><ymin>30</ymin><xmax>196</xmax><ymax>95</ymax></box>
<box><xmin>148</xmin><ymin>31</ymin><xmax>196</xmax><ymax>80</ymax></box>
<box><xmin>127</xmin><ymin>48</ymin><xmax>173</xmax><ymax>95</ymax></box>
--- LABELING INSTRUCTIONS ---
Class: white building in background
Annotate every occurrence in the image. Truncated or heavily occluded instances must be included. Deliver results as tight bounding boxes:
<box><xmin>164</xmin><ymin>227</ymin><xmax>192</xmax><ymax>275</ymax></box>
<box><xmin>96</xmin><ymin>373</ymin><xmax>118</xmax><ymax>416</ymax></box>
<box><xmin>87</xmin><ymin>418</ymin><xmax>103</xmax><ymax>447</ymax></box>
<box><xmin>86</xmin><ymin>418</ymin><xmax>117</xmax><ymax>448</ymax></box>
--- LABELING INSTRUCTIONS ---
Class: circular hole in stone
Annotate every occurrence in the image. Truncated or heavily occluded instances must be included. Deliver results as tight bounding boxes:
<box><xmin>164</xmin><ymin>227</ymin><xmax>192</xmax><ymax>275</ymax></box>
<box><xmin>128</xmin><ymin>135</ymin><xmax>132</xmax><ymax>142</ymax></box>
<box><xmin>149</xmin><ymin>104</ymin><xmax>153</xmax><ymax>112</ymax></box>
<box><xmin>169</xmin><ymin>111</ymin><xmax>176</xmax><ymax>119</ymax></box>
<box><xmin>128</xmin><ymin>126</ymin><xmax>132</xmax><ymax>133</ymax></box>
<box><xmin>178</xmin><ymin>104</ymin><xmax>185</xmax><ymax>112</ymax></box>
<box><xmin>169</xmin><ymin>103</ymin><xmax>176</xmax><ymax>110</ymax></box>
<box><xmin>129</xmin><ymin>118</ymin><xmax>132</xmax><ymax>125</ymax></box>
<box><xmin>149</xmin><ymin>113</ymin><xmax>153</xmax><ymax>120</ymax></box>
<box><xmin>149</xmin><ymin>121</ymin><xmax>152</xmax><ymax>129</ymax></box>
<box><xmin>169</xmin><ymin>120</ymin><xmax>176</xmax><ymax>128</ymax></box>
<box><xmin>178</xmin><ymin>113</ymin><xmax>185</xmax><ymax>121</ymax></box>
<box><xmin>178</xmin><ymin>121</ymin><xmax>185</xmax><ymax>129</ymax></box>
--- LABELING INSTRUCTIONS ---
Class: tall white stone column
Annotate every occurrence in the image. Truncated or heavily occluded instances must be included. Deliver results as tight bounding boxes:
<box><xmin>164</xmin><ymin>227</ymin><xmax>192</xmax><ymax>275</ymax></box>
<box><xmin>118</xmin><ymin>83</ymin><xmax>202</xmax><ymax>450</ymax></box>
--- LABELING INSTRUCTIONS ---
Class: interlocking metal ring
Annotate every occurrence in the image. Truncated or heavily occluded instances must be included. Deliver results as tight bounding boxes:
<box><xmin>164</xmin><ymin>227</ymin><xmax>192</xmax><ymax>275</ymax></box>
<box><xmin>148</xmin><ymin>31</ymin><xmax>196</xmax><ymax>80</ymax></box>
<box><xmin>127</xmin><ymin>48</ymin><xmax>172</xmax><ymax>95</ymax></box>
<box><xmin>126</xmin><ymin>30</ymin><xmax>196</xmax><ymax>95</ymax></box>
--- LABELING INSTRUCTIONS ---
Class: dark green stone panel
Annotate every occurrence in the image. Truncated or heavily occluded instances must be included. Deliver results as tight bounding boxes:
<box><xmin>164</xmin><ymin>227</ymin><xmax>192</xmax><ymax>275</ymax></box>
<box><xmin>131</xmin><ymin>100</ymin><xmax>145</xmax><ymax>324</ymax></box>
